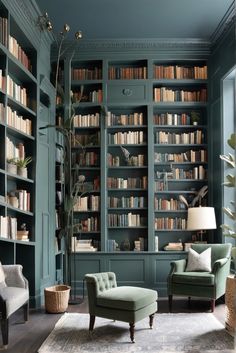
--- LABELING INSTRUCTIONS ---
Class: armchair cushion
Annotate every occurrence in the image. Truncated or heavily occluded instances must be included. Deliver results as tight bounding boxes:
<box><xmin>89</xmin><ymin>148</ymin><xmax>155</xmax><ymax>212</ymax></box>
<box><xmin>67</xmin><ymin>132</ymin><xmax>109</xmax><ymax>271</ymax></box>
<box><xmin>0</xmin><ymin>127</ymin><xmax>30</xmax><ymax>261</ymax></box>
<box><xmin>97</xmin><ymin>286</ymin><xmax>157</xmax><ymax>311</ymax></box>
<box><xmin>0</xmin><ymin>286</ymin><xmax>29</xmax><ymax>318</ymax></box>
<box><xmin>186</xmin><ymin>247</ymin><xmax>211</xmax><ymax>272</ymax></box>
<box><xmin>172</xmin><ymin>272</ymin><xmax>215</xmax><ymax>286</ymax></box>
<box><xmin>0</xmin><ymin>262</ymin><xmax>6</xmax><ymax>288</ymax></box>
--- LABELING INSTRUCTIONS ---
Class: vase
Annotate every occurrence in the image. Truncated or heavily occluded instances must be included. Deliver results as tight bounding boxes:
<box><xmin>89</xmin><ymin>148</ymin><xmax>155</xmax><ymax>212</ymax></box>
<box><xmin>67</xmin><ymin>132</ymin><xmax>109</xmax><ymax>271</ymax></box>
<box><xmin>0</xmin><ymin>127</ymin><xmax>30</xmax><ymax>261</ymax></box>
<box><xmin>9</xmin><ymin>196</ymin><xmax>18</xmax><ymax>208</ymax></box>
<box><xmin>17</xmin><ymin>166</ymin><xmax>27</xmax><ymax>178</ymax></box>
<box><xmin>7</xmin><ymin>163</ymin><xmax>17</xmax><ymax>174</ymax></box>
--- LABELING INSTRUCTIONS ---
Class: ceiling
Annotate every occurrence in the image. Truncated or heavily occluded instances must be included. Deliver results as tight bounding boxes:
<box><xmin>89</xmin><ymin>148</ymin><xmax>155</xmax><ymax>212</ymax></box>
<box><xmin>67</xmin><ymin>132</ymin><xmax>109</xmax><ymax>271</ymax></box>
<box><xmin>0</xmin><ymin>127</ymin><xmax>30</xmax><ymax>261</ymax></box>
<box><xmin>36</xmin><ymin>0</ymin><xmax>234</xmax><ymax>41</ymax></box>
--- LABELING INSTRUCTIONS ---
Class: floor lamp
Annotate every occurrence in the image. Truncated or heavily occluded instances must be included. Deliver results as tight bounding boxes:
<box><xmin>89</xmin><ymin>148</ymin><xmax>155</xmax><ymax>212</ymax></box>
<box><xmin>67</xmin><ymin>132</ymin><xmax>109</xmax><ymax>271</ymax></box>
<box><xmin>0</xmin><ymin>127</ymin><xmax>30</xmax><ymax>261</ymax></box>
<box><xmin>187</xmin><ymin>207</ymin><xmax>217</xmax><ymax>242</ymax></box>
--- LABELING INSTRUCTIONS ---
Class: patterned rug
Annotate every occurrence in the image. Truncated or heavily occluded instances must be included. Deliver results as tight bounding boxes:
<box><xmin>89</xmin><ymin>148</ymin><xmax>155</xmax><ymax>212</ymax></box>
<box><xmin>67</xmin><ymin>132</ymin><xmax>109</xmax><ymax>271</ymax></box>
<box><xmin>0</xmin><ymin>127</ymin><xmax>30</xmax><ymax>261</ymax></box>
<box><xmin>38</xmin><ymin>312</ymin><xmax>235</xmax><ymax>353</ymax></box>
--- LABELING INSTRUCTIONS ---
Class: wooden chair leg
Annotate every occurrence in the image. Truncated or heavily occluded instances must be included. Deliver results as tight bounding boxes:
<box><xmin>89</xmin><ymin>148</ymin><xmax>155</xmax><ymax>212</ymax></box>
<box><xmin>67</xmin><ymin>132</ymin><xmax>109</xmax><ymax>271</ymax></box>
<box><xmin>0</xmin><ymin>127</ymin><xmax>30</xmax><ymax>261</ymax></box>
<box><xmin>129</xmin><ymin>322</ymin><xmax>135</xmax><ymax>343</ymax></box>
<box><xmin>1</xmin><ymin>318</ymin><xmax>9</xmax><ymax>347</ymax></box>
<box><xmin>23</xmin><ymin>301</ymin><xmax>29</xmax><ymax>322</ymax></box>
<box><xmin>89</xmin><ymin>315</ymin><xmax>95</xmax><ymax>331</ymax></box>
<box><xmin>168</xmin><ymin>295</ymin><xmax>173</xmax><ymax>312</ymax></box>
<box><xmin>211</xmin><ymin>299</ymin><xmax>215</xmax><ymax>312</ymax></box>
<box><xmin>149</xmin><ymin>313</ymin><xmax>154</xmax><ymax>329</ymax></box>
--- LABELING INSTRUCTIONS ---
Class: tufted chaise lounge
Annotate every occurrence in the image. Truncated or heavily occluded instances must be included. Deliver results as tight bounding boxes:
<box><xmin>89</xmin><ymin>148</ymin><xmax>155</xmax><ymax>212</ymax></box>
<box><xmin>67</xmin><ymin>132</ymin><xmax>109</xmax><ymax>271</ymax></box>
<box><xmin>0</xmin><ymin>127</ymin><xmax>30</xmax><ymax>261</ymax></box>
<box><xmin>85</xmin><ymin>272</ymin><xmax>158</xmax><ymax>342</ymax></box>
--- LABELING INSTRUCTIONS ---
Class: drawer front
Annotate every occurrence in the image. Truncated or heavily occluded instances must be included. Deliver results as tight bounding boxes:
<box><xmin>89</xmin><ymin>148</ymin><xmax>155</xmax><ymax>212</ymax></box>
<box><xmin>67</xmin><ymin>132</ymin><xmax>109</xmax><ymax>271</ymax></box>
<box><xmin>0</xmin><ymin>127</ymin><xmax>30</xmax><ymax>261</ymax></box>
<box><xmin>107</xmin><ymin>83</ymin><xmax>147</xmax><ymax>102</ymax></box>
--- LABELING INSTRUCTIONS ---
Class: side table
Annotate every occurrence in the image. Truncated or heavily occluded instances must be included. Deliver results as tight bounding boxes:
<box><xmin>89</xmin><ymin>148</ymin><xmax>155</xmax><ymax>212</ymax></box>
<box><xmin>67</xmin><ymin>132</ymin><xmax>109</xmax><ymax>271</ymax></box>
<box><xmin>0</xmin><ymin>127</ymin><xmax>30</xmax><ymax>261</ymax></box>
<box><xmin>225</xmin><ymin>275</ymin><xmax>236</xmax><ymax>336</ymax></box>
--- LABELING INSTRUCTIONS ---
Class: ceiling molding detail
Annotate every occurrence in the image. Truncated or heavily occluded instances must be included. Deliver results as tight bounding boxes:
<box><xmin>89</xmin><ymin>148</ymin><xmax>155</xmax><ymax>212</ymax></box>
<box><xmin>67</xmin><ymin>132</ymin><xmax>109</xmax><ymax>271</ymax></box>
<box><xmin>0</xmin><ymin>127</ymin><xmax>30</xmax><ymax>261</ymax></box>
<box><xmin>210</xmin><ymin>2</ymin><xmax>235</xmax><ymax>45</ymax></box>
<box><xmin>52</xmin><ymin>38</ymin><xmax>211</xmax><ymax>59</ymax></box>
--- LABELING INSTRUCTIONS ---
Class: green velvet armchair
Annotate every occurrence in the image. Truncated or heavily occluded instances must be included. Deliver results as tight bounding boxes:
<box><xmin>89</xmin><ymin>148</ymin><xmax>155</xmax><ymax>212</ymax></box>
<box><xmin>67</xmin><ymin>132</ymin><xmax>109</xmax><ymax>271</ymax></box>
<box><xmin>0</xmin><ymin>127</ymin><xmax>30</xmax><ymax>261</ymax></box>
<box><xmin>168</xmin><ymin>243</ymin><xmax>232</xmax><ymax>312</ymax></box>
<box><xmin>85</xmin><ymin>272</ymin><xmax>158</xmax><ymax>342</ymax></box>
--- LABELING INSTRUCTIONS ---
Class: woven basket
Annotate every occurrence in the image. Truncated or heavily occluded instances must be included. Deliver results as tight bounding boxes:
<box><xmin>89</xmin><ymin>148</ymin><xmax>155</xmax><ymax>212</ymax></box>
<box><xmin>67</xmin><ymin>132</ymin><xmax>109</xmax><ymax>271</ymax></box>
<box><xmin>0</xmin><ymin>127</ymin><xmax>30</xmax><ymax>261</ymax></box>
<box><xmin>44</xmin><ymin>285</ymin><xmax>71</xmax><ymax>313</ymax></box>
<box><xmin>225</xmin><ymin>276</ymin><xmax>236</xmax><ymax>335</ymax></box>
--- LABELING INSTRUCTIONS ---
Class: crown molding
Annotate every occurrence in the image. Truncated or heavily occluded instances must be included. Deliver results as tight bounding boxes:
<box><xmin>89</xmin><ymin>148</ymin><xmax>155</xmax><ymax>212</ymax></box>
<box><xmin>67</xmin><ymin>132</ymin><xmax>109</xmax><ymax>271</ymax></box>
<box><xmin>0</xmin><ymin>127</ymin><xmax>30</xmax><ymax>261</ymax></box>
<box><xmin>210</xmin><ymin>1</ymin><xmax>235</xmax><ymax>45</ymax></box>
<box><xmin>51</xmin><ymin>38</ymin><xmax>211</xmax><ymax>60</ymax></box>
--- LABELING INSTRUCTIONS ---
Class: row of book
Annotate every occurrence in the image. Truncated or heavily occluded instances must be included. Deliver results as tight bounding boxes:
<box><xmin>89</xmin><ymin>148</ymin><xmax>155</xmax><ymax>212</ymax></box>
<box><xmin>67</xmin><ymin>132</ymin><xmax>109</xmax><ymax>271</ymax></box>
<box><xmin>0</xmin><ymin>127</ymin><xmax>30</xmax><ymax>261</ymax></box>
<box><xmin>0</xmin><ymin>102</ymin><xmax>4</xmax><ymax>123</ymax></box>
<box><xmin>0</xmin><ymin>215</ymin><xmax>30</xmax><ymax>241</ymax></box>
<box><xmin>0</xmin><ymin>16</ymin><xmax>8</xmax><ymax>47</ymax></box>
<box><xmin>72</xmin><ymin>89</ymin><xmax>103</xmax><ymax>103</ymax></box>
<box><xmin>6</xmin><ymin>137</ymin><xmax>25</xmax><ymax>160</ymax></box>
<box><xmin>108</xmin><ymin>196</ymin><xmax>147</xmax><ymax>208</ymax></box>
<box><xmin>7</xmin><ymin>189</ymin><xmax>31</xmax><ymax>212</ymax></box>
<box><xmin>72</xmin><ymin>67</ymin><xmax>102</xmax><ymax>80</ymax></box>
<box><xmin>155</xmin><ymin>130</ymin><xmax>204</xmax><ymax>144</ymax></box>
<box><xmin>107</xmin><ymin>176</ymin><xmax>148</xmax><ymax>189</ymax></box>
<box><xmin>154</xmin><ymin>197</ymin><xmax>186</xmax><ymax>210</ymax></box>
<box><xmin>153</xmin><ymin>65</ymin><xmax>207</xmax><ymax>80</ymax></box>
<box><xmin>75</xmin><ymin>151</ymin><xmax>100</xmax><ymax>167</ymax></box>
<box><xmin>73</xmin><ymin>195</ymin><xmax>100</xmax><ymax>212</ymax></box>
<box><xmin>7</xmin><ymin>75</ymin><xmax>29</xmax><ymax>107</ymax></box>
<box><xmin>8</xmin><ymin>35</ymin><xmax>32</xmax><ymax>73</ymax></box>
<box><xmin>156</xmin><ymin>166</ymin><xmax>206</xmax><ymax>180</ymax></box>
<box><xmin>153</xmin><ymin>113</ymin><xmax>195</xmax><ymax>126</ymax></box>
<box><xmin>153</xmin><ymin>87</ymin><xmax>207</xmax><ymax>102</ymax></box>
<box><xmin>6</xmin><ymin>105</ymin><xmax>32</xmax><ymax>135</ymax></box>
<box><xmin>0</xmin><ymin>215</ymin><xmax>17</xmax><ymax>239</ymax></box>
<box><xmin>73</xmin><ymin>216</ymin><xmax>99</xmax><ymax>232</ymax></box>
<box><xmin>108</xmin><ymin>66</ymin><xmax>147</xmax><ymax>80</ymax></box>
<box><xmin>72</xmin><ymin>132</ymin><xmax>100</xmax><ymax>147</ymax></box>
<box><xmin>108</xmin><ymin>213</ymin><xmax>147</xmax><ymax>227</ymax></box>
<box><xmin>107</xmin><ymin>153</ymin><xmax>145</xmax><ymax>167</ymax></box>
<box><xmin>154</xmin><ymin>217</ymin><xmax>187</xmax><ymax>230</ymax></box>
<box><xmin>73</xmin><ymin>113</ymin><xmax>100</xmax><ymax>127</ymax></box>
<box><xmin>154</xmin><ymin>150</ymin><xmax>207</xmax><ymax>163</ymax></box>
<box><xmin>108</xmin><ymin>131</ymin><xmax>146</xmax><ymax>145</ymax></box>
<box><xmin>106</xmin><ymin>112</ymin><xmax>144</xmax><ymax>126</ymax></box>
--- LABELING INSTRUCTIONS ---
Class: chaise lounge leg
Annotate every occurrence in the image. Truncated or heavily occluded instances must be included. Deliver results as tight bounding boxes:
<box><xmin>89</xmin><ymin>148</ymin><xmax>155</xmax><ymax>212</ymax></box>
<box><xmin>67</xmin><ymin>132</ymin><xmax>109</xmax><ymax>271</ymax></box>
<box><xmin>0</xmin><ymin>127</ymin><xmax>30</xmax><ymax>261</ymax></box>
<box><xmin>168</xmin><ymin>295</ymin><xmax>173</xmax><ymax>312</ymax></box>
<box><xmin>211</xmin><ymin>299</ymin><xmax>215</xmax><ymax>312</ymax></box>
<box><xmin>129</xmin><ymin>322</ymin><xmax>135</xmax><ymax>343</ymax></box>
<box><xmin>1</xmin><ymin>318</ymin><xmax>9</xmax><ymax>347</ymax></box>
<box><xmin>23</xmin><ymin>301</ymin><xmax>29</xmax><ymax>322</ymax></box>
<box><xmin>89</xmin><ymin>315</ymin><xmax>95</xmax><ymax>331</ymax></box>
<box><xmin>149</xmin><ymin>313</ymin><xmax>154</xmax><ymax>329</ymax></box>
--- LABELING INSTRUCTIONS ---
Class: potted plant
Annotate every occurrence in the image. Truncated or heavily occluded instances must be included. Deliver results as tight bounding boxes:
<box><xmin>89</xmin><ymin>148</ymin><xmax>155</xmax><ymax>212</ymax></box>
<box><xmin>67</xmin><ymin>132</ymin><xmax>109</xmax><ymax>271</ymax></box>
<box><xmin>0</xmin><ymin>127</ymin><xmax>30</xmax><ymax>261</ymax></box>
<box><xmin>220</xmin><ymin>132</ymin><xmax>236</xmax><ymax>334</ymax></box>
<box><xmin>16</xmin><ymin>156</ymin><xmax>32</xmax><ymax>178</ymax></box>
<box><xmin>7</xmin><ymin>158</ymin><xmax>17</xmax><ymax>174</ymax></box>
<box><xmin>190</xmin><ymin>111</ymin><xmax>201</xmax><ymax>126</ymax></box>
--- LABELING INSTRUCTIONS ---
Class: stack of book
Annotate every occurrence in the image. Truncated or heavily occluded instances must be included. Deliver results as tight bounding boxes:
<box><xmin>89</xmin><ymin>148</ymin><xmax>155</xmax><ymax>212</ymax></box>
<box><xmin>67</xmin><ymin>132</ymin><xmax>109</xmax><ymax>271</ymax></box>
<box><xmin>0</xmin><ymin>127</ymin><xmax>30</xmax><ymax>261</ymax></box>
<box><xmin>71</xmin><ymin>238</ymin><xmax>97</xmax><ymax>252</ymax></box>
<box><xmin>164</xmin><ymin>242</ymin><xmax>183</xmax><ymax>251</ymax></box>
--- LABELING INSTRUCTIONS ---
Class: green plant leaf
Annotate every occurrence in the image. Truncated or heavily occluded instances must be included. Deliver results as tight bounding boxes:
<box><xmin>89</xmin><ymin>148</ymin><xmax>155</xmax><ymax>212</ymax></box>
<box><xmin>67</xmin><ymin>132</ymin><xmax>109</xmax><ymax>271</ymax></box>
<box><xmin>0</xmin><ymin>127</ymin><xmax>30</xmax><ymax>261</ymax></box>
<box><xmin>228</xmin><ymin>133</ymin><xmax>236</xmax><ymax>150</ymax></box>
<box><xmin>219</xmin><ymin>153</ymin><xmax>235</xmax><ymax>168</ymax></box>
<box><xmin>223</xmin><ymin>174</ymin><xmax>235</xmax><ymax>187</ymax></box>
<box><xmin>222</xmin><ymin>207</ymin><xmax>236</xmax><ymax>220</ymax></box>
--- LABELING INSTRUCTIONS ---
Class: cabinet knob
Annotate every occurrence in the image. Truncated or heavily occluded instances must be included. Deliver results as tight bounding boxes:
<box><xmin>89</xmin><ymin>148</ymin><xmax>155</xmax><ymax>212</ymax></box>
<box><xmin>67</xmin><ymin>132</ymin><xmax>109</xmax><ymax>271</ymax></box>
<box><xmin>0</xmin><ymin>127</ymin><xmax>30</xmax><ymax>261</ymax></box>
<box><xmin>122</xmin><ymin>88</ymin><xmax>133</xmax><ymax>96</ymax></box>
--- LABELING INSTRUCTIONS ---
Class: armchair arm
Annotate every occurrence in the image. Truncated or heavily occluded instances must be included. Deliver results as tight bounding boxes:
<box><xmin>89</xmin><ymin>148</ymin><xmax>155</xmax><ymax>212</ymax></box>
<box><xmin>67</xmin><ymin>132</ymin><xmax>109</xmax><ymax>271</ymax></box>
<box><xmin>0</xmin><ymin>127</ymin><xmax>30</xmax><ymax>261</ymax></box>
<box><xmin>3</xmin><ymin>265</ymin><xmax>28</xmax><ymax>289</ymax></box>
<box><xmin>169</xmin><ymin>259</ymin><xmax>187</xmax><ymax>274</ymax></box>
<box><xmin>211</xmin><ymin>258</ymin><xmax>229</xmax><ymax>274</ymax></box>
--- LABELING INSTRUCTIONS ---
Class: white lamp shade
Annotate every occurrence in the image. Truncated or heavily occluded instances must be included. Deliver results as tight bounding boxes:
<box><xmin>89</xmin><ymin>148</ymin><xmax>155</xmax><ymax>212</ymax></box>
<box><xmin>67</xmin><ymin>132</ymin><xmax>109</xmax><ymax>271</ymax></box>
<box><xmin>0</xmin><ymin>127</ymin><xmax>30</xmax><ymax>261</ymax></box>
<box><xmin>187</xmin><ymin>207</ymin><xmax>217</xmax><ymax>230</ymax></box>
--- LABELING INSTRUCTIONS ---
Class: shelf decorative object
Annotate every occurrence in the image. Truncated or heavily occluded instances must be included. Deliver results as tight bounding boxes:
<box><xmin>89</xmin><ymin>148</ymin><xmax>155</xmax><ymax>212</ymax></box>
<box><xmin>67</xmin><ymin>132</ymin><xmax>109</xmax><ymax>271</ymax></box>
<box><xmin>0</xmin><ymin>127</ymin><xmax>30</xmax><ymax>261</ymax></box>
<box><xmin>15</xmin><ymin>156</ymin><xmax>32</xmax><ymax>178</ymax></box>
<box><xmin>220</xmin><ymin>133</ymin><xmax>236</xmax><ymax>334</ymax></box>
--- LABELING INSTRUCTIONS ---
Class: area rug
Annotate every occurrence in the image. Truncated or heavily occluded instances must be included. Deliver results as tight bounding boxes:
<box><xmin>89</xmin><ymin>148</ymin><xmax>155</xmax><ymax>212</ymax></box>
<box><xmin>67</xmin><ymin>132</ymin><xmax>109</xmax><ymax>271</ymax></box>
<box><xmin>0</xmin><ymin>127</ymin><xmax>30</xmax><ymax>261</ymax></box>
<box><xmin>38</xmin><ymin>312</ymin><xmax>235</xmax><ymax>353</ymax></box>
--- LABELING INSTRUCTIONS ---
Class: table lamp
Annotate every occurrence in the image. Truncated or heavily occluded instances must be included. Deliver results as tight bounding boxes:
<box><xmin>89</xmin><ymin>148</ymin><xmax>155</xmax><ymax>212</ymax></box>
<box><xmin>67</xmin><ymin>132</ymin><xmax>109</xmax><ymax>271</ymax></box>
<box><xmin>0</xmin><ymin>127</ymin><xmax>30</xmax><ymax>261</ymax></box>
<box><xmin>187</xmin><ymin>207</ymin><xmax>216</xmax><ymax>242</ymax></box>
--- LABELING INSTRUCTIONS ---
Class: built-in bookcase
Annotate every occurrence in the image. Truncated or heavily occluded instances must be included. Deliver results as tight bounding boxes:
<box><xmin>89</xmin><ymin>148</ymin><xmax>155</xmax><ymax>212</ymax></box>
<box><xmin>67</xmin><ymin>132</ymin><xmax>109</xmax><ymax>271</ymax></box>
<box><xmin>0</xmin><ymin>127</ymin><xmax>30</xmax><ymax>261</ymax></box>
<box><xmin>59</xmin><ymin>55</ymin><xmax>209</xmax><ymax>255</ymax></box>
<box><xmin>0</xmin><ymin>1</ymin><xmax>37</xmax><ymax>281</ymax></box>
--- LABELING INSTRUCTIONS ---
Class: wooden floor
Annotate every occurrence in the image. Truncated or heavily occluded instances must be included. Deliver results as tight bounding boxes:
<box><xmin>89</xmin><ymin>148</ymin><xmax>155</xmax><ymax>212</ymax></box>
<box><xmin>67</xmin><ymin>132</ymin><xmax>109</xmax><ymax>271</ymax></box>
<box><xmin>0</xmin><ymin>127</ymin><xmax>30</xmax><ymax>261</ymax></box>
<box><xmin>2</xmin><ymin>297</ymin><xmax>226</xmax><ymax>353</ymax></box>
